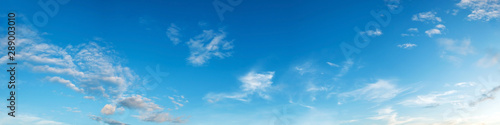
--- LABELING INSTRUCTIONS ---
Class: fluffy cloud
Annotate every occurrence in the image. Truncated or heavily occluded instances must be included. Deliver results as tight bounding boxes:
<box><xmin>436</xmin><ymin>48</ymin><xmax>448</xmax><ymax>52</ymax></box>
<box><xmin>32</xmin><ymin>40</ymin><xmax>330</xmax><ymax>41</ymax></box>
<box><xmin>46</xmin><ymin>76</ymin><xmax>83</xmax><ymax>93</ymax></box>
<box><xmin>117</xmin><ymin>95</ymin><xmax>163</xmax><ymax>112</ymax></box>
<box><xmin>339</xmin><ymin>80</ymin><xmax>403</xmax><ymax>102</ymax></box>
<box><xmin>457</xmin><ymin>0</ymin><xmax>500</xmax><ymax>21</ymax></box>
<box><xmin>0</xmin><ymin>26</ymin><xmax>185</xmax><ymax>123</ymax></box>
<box><xmin>204</xmin><ymin>71</ymin><xmax>275</xmax><ymax>103</ymax></box>
<box><xmin>412</xmin><ymin>11</ymin><xmax>442</xmax><ymax>22</ymax></box>
<box><xmin>101</xmin><ymin>104</ymin><xmax>116</xmax><ymax>115</ymax></box>
<box><xmin>397</xmin><ymin>43</ymin><xmax>417</xmax><ymax>49</ymax></box>
<box><xmin>425</xmin><ymin>24</ymin><xmax>446</xmax><ymax>37</ymax></box>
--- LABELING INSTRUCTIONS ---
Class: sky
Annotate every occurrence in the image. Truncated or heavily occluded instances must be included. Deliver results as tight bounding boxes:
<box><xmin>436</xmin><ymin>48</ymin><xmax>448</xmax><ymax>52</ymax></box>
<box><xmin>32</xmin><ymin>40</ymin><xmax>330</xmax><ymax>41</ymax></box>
<box><xmin>0</xmin><ymin>0</ymin><xmax>500</xmax><ymax>124</ymax></box>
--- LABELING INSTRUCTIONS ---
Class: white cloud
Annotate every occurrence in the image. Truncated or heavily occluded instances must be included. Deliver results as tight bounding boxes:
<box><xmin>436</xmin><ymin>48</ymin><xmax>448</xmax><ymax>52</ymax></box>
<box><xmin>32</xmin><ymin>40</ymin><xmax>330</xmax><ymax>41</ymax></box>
<box><xmin>362</xmin><ymin>29</ymin><xmax>383</xmax><ymax>36</ymax></box>
<box><xmin>46</xmin><ymin>76</ymin><xmax>83</xmax><ymax>93</ymax></box>
<box><xmin>425</xmin><ymin>24</ymin><xmax>446</xmax><ymax>37</ymax></box>
<box><xmin>408</xmin><ymin>28</ymin><xmax>419</xmax><ymax>32</ymax></box>
<box><xmin>399</xmin><ymin>90</ymin><xmax>458</xmax><ymax>107</ymax></box>
<box><xmin>437</xmin><ymin>38</ymin><xmax>474</xmax><ymax>55</ymax></box>
<box><xmin>397</xmin><ymin>43</ymin><xmax>417</xmax><ymax>49</ymax></box>
<box><xmin>455</xmin><ymin>82</ymin><xmax>476</xmax><ymax>87</ymax></box>
<box><xmin>412</xmin><ymin>11</ymin><xmax>442</xmax><ymax>22</ymax></box>
<box><xmin>326</xmin><ymin>62</ymin><xmax>340</xmax><ymax>67</ymax></box>
<box><xmin>369</xmin><ymin>107</ymin><xmax>422</xmax><ymax>125</ymax></box>
<box><xmin>166</xmin><ymin>23</ymin><xmax>181</xmax><ymax>44</ymax></box>
<box><xmin>101</xmin><ymin>104</ymin><xmax>116</xmax><ymax>115</ymax></box>
<box><xmin>187</xmin><ymin>29</ymin><xmax>233</xmax><ymax>66</ymax></box>
<box><xmin>2</xmin><ymin>26</ymin><xmax>185</xmax><ymax>124</ymax></box>
<box><xmin>457</xmin><ymin>0</ymin><xmax>500</xmax><ymax>21</ymax></box>
<box><xmin>204</xmin><ymin>71</ymin><xmax>275</xmax><ymax>103</ymax></box>
<box><xmin>339</xmin><ymin>80</ymin><xmax>403</xmax><ymax>102</ymax></box>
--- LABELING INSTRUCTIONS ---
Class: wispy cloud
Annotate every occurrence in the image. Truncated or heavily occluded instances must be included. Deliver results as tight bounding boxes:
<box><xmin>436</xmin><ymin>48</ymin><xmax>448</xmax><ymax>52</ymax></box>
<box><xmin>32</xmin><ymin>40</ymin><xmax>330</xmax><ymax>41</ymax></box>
<box><xmin>369</xmin><ymin>107</ymin><xmax>422</xmax><ymax>125</ymax></box>
<box><xmin>339</xmin><ymin>79</ymin><xmax>404</xmax><ymax>102</ymax></box>
<box><xmin>89</xmin><ymin>115</ymin><xmax>128</xmax><ymax>125</ymax></box>
<box><xmin>46</xmin><ymin>76</ymin><xmax>83</xmax><ymax>93</ymax></box>
<box><xmin>400</xmin><ymin>90</ymin><xmax>458</xmax><ymax>108</ymax></box>
<box><xmin>204</xmin><ymin>71</ymin><xmax>275</xmax><ymax>103</ymax></box>
<box><xmin>166</xmin><ymin>23</ymin><xmax>181</xmax><ymax>44</ymax></box>
<box><xmin>187</xmin><ymin>29</ymin><xmax>234</xmax><ymax>66</ymax></box>
<box><xmin>477</xmin><ymin>52</ymin><xmax>500</xmax><ymax>67</ymax></box>
<box><xmin>335</xmin><ymin>59</ymin><xmax>354</xmax><ymax>79</ymax></box>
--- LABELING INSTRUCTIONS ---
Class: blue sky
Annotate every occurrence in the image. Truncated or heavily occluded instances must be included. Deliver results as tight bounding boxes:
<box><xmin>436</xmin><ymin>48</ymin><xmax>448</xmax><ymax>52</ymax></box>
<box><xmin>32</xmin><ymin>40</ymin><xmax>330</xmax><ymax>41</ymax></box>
<box><xmin>1</xmin><ymin>0</ymin><xmax>500</xmax><ymax>124</ymax></box>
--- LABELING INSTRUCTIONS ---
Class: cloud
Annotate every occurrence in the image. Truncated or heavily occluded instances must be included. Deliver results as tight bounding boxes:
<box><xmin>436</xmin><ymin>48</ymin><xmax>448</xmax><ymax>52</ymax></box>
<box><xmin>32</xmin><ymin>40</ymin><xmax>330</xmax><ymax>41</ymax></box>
<box><xmin>437</xmin><ymin>38</ymin><xmax>474</xmax><ymax>55</ymax></box>
<box><xmin>457</xmin><ymin>0</ymin><xmax>500</xmax><ymax>21</ymax></box>
<box><xmin>166</xmin><ymin>23</ymin><xmax>182</xmax><ymax>44</ymax></box>
<box><xmin>326</xmin><ymin>62</ymin><xmax>340</xmax><ymax>67</ymax></box>
<box><xmin>101</xmin><ymin>104</ymin><xmax>116</xmax><ymax>115</ymax></box>
<box><xmin>204</xmin><ymin>71</ymin><xmax>275</xmax><ymax>103</ymax></box>
<box><xmin>46</xmin><ymin>76</ymin><xmax>83</xmax><ymax>93</ymax></box>
<box><xmin>335</xmin><ymin>59</ymin><xmax>354</xmax><ymax>79</ymax></box>
<box><xmin>477</xmin><ymin>52</ymin><xmax>500</xmax><ymax>67</ymax></box>
<box><xmin>89</xmin><ymin>115</ymin><xmax>128</xmax><ymax>125</ymax></box>
<box><xmin>0</xmin><ymin>115</ymin><xmax>68</xmax><ymax>125</ymax></box>
<box><xmin>117</xmin><ymin>95</ymin><xmax>163</xmax><ymax>112</ymax></box>
<box><xmin>63</xmin><ymin>107</ymin><xmax>82</xmax><ymax>113</ymax></box>
<box><xmin>399</xmin><ymin>90</ymin><xmax>458</xmax><ymax>107</ymax></box>
<box><xmin>187</xmin><ymin>29</ymin><xmax>234</xmax><ymax>66</ymax></box>
<box><xmin>412</xmin><ymin>11</ymin><xmax>442</xmax><ymax>22</ymax></box>
<box><xmin>369</xmin><ymin>107</ymin><xmax>422</xmax><ymax>125</ymax></box>
<box><xmin>133</xmin><ymin>112</ymin><xmax>187</xmax><ymax>123</ymax></box>
<box><xmin>408</xmin><ymin>28</ymin><xmax>419</xmax><ymax>32</ymax></box>
<box><xmin>425</xmin><ymin>24</ymin><xmax>446</xmax><ymax>37</ymax></box>
<box><xmin>362</xmin><ymin>29</ymin><xmax>383</xmax><ymax>36</ymax></box>
<box><xmin>469</xmin><ymin>85</ymin><xmax>500</xmax><ymax>106</ymax></box>
<box><xmin>455</xmin><ymin>82</ymin><xmax>476</xmax><ymax>87</ymax></box>
<box><xmin>339</xmin><ymin>80</ymin><xmax>403</xmax><ymax>102</ymax></box>
<box><xmin>1</xmin><ymin>26</ymin><xmax>185</xmax><ymax>123</ymax></box>
<box><xmin>397</xmin><ymin>43</ymin><xmax>417</xmax><ymax>49</ymax></box>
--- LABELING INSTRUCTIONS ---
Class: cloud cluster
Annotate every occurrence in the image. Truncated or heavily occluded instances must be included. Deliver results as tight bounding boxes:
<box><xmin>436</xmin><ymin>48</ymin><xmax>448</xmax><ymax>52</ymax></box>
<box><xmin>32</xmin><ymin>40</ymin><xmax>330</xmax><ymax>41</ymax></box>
<box><xmin>0</xmin><ymin>26</ymin><xmax>186</xmax><ymax>124</ymax></box>
<box><xmin>457</xmin><ymin>0</ymin><xmax>500</xmax><ymax>21</ymax></box>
